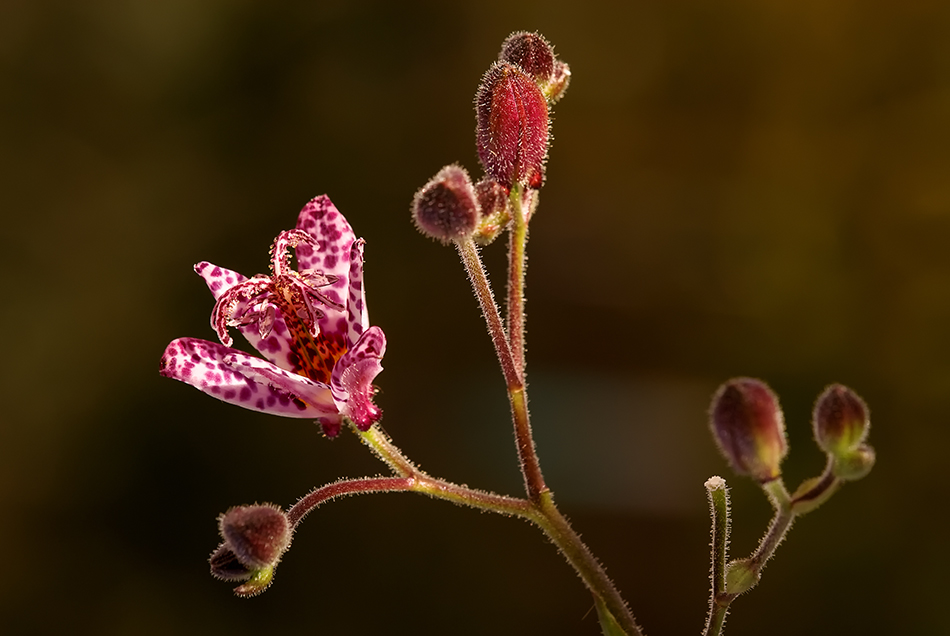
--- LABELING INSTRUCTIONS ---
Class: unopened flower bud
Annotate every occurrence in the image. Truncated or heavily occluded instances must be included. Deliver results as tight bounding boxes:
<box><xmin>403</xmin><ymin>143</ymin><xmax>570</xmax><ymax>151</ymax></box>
<box><xmin>725</xmin><ymin>558</ymin><xmax>760</xmax><ymax>595</ymax></box>
<box><xmin>833</xmin><ymin>443</ymin><xmax>876</xmax><ymax>481</ymax></box>
<box><xmin>546</xmin><ymin>61</ymin><xmax>571</xmax><ymax>103</ymax></box>
<box><xmin>476</xmin><ymin>62</ymin><xmax>549</xmax><ymax>189</ymax></box>
<box><xmin>709</xmin><ymin>378</ymin><xmax>788</xmax><ymax>482</ymax></box>
<box><xmin>499</xmin><ymin>31</ymin><xmax>556</xmax><ymax>86</ymax></box>
<box><xmin>813</xmin><ymin>384</ymin><xmax>870</xmax><ymax>456</ymax></box>
<box><xmin>472</xmin><ymin>178</ymin><xmax>510</xmax><ymax>245</ymax></box>
<box><xmin>219</xmin><ymin>504</ymin><xmax>292</xmax><ymax>571</ymax></box>
<box><xmin>412</xmin><ymin>164</ymin><xmax>480</xmax><ymax>244</ymax></box>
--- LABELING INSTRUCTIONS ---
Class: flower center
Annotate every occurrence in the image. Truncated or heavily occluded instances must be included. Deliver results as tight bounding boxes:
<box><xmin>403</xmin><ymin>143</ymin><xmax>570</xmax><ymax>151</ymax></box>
<box><xmin>272</xmin><ymin>276</ymin><xmax>347</xmax><ymax>385</ymax></box>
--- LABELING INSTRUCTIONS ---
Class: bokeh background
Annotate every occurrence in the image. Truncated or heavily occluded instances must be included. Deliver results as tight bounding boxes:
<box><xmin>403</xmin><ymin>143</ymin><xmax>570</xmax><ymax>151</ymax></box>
<box><xmin>2</xmin><ymin>1</ymin><xmax>948</xmax><ymax>634</ymax></box>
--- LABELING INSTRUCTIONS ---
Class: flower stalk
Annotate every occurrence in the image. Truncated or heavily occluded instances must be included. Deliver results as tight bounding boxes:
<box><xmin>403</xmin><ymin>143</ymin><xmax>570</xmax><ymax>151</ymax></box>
<box><xmin>703</xmin><ymin>477</ymin><xmax>730</xmax><ymax>636</ymax></box>
<box><xmin>507</xmin><ymin>183</ymin><xmax>528</xmax><ymax>378</ymax></box>
<box><xmin>354</xmin><ymin>424</ymin><xmax>642</xmax><ymax>636</ymax></box>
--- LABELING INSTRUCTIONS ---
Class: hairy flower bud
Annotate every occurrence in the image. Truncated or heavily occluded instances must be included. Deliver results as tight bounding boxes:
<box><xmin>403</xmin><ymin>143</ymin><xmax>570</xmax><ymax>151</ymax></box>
<box><xmin>546</xmin><ymin>61</ymin><xmax>571</xmax><ymax>103</ymax></box>
<box><xmin>709</xmin><ymin>378</ymin><xmax>788</xmax><ymax>482</ymax></box>
<box><xmin>412</xmin><ymin>164</ymin><xmax>481</xmax><ymax>243</ymax></box>
<box><xmin>499</xmin><ymin>31</ymin><xmax>571</xmax><ymax>103</ymax></box>
<box><xmin>725</xmin><ymin>558</ymin><xmax>760</xmax><ymax>596</ymax></box>
<box><xmin>813</xmin><ymin>384</ymin><xmax>870</xmax><ymax>456</ymax></box>
<box><xmin>219</xmin><ymin>504</ymin><xmax>292</xmax><ymax>571</ymax></box>
<box><xmin>476</xmin><ymin>62</ymin><xmax>549</xmax><ymax>189</ymax></box>
<box><xmin>499</xmin><ymin>31</ymin><xmax>556</xmax><ymax>86</ymax></box>
<box><xmin>472</xmin><ymin>177</ymin><xmax>510</xmax><ymax>245</ymax></box>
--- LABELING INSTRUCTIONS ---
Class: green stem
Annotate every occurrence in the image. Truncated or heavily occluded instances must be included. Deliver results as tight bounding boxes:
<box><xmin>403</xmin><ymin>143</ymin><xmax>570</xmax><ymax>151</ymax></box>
<box><xmin>749</xmin><ymin>479</ymin><xmax>794</xmax><ymax>571</ymax></box>
<box><xmin>534</xmin><ymin>492</ymin><xmax>644</xmax><ymax>636</ymax></box>
<box><xmin>703</xmin><ymin>477</ymin><xmax>730</xmax><ymax>636</ymax></box>
<box><xmin>357</xmin><ymin>425</ymin><xmax>640</xmax><ymax>635</ymax></box>
<box><xmin>507</xmin><ymin>184</ymin><xmax>528</xmax><ymax>377</ymax></box>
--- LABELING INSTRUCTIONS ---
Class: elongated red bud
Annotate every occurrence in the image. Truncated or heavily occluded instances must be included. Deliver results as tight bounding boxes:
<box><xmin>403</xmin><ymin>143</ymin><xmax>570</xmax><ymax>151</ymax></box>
<box><xmin>475</xmin><ymin>62</ymin><xmax>549</xmax><ymax>189</ymax></box>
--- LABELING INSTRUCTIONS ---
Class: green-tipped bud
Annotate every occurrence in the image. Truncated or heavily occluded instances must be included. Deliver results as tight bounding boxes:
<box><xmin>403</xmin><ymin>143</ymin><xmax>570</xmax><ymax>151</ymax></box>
<box><xmin>833</xmin><ymin>443</ymin><xmax>876</xmax><ymax>481</ymax></box>
<box><xmin>813</xmin><ymin>384</ymin><xmax>870</xmax><ymax>456</ymax></box>
<box><xmin>412</xmin><ymin>164</ymin><xmax>481</xmax><ymax>244</ymax></box>
<box><xmin>725</xmin><ymin>558</ymin><xmax>760</xmax><ymax>595</ymax></box>
<box><xmin>219</xmin><ymin>504</ymin><xmax>292</xmax><ymax>571</ymax></box>
<box><xmin>710</xmin><ymin>378</ymin><xmax>788</xmax><ymax>482</ymax></box>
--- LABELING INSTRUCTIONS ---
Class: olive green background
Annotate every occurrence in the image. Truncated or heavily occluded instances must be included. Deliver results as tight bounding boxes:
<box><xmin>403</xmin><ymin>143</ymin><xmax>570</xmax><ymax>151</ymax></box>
<box><xmin>2</xmin><ymin>1</ymin><xmax>948</xmax><ymax>634</ymax></box>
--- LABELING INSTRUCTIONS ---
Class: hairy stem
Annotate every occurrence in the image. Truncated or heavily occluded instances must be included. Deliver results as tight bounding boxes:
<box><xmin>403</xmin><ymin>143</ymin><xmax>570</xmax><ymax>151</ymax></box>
<box><xmin>703</xmin><ymin>477</ymin><xmax>731</xmax><ymax>636</ymax></box>
<box><xmin>456</xmin><ymin>238</ymin><xmax>546</xmax><ymax>501</ymax></box>
<box><xmin>535</xmin><ymin>492</ymin><xmax>644</xmax><ymax>636</ymax></box>
<box><xmin>507</xmin><ymin>184</ymin><xmax>528</xmax><ymax>378</ymax></box>
<box><xmin>749</xmin><ymin>479</ymin><xmax>794</xmax><ymax>571</ymax></box>
<box><xmin>350</xmin><ymin>425</ymin><xmax>640</xmax><ymax>635</ymax></box>
<box><xmin>456</xmin><ymin>239</ymin><xmax>520</xmax><ymax>389</ymax></box>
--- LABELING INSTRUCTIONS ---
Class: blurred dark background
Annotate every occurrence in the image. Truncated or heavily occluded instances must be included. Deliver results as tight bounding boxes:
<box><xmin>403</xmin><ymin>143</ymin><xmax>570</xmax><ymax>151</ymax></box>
<box><xmin>2</xmin><ymin>1</ymin><xmax>948</xmax><ymax>634</ymax></box>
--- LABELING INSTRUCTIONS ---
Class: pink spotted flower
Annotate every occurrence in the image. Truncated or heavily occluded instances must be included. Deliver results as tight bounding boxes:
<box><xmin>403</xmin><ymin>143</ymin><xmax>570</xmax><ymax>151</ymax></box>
<box><xmin>160</xmin><ymin>195</ymin><xmax>385</xmax><ymax>437</ymax></box>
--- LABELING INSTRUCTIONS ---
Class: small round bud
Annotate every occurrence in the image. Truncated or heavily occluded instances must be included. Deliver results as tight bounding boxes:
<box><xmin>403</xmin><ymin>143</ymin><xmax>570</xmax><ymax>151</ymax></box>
<box><xmin>499</xmin><ymin>31</ymin><xmax>556</xmax><ymax>86</ymax></box>
<box><xmin>813</xmin><ymin>384</ymin><xmax>870</xmax><ymax>456</ymax></box>
<box><xmin>475</xmin><ymin>178</ymin><xmax>509</xmax><ymax>217</ymax></box>
<box><xmin>472</xmin><ymin>178</ymin><xmax>510</xmax><ymax>245</ymax></box>
<box><xmin>219</xmin><ymin>504</ymin><xmax>292</xmax><ymax>571</ymax></box>
<box><xmin>546</xmin><ymin>61</ymin><xmax>571</xmax><ymax>103</ymax></box>
<box><xmin>476</xmin><ymin>62</ymin><xmax>550</xmax><ymax>189</ymax></box>
<box><xmin>725</xmin><ymin>558</ymin><xmax>760</xmax><ymax>595</ymax></box>
<box><xmin>833</xmin><ymin>443</ymin><xmax>876</xmax><ymax>481</ymax></box>
<box><xmin>709</xmin><ymin>378</ymin><xmax>788</xmax><ymax>482</ymax></box>
<box><xmin>412</xmin><ymin>164</ymin><xmax>480</xmax><ymax>244</ymax></box>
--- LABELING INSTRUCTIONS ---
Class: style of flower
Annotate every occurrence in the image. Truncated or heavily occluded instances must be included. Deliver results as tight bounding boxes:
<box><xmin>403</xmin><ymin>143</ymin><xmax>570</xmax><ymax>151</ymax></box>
<box><xmin>160</xmin><ymin>195</ymin><xmax>386</xmax><ymax>437</ymax></box>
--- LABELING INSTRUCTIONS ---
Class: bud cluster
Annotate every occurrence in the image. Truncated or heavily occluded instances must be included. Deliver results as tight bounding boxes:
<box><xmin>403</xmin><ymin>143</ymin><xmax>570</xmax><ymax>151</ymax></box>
<box><xmin>413</xmin><ymin>32</ymin><xmax>571</xmax><ymax>246</ymax></box>
<box><xmin>709</xmin><ymin>379</ymin><xmax>875</xmax><ymax>488</ymax></box>
<box><xmin>210</xmin><ymin>504</ymin><xmax>293</xmax><ymax>597</ymax></box>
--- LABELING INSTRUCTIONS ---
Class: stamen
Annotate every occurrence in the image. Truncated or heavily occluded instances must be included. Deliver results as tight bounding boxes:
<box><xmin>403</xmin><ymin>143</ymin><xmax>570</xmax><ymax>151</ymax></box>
<box><xmin>271</xmin><ymin>229</ymin><xmax>317</xmax><ymax>277</ymax></box>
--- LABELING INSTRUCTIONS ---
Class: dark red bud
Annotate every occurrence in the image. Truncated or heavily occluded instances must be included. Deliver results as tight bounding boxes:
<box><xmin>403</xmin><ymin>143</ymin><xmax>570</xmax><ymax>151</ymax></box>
<box><xmin>710</xmin><ymin>378</ymin><xmax>788</xmax><ymax>482</ymax></box>
<box><xmin>813</xmin><ymin>384</ymin><xmax>870</xmax><ymax>456</ymax></box>
<box><xmin>472</xmin><ymin>178</ymin><xmax>511</xmax><ymax>245</ymax></box>
<box><xmin>219</xmin><ymin>504</ymin><xmax>292</xmax><ymax>570</ymax></box>
<box><xmin>499</xmin><ymin>31</ymin><xmax>556</xmax><ymax>86</ymax></box>
<box><xmin>475</xmin><ymin>62</ymin><xmax>549</xmax><ymax>189</ymax></box>
<box><xmin>474</xmin><ymin>178</ymin><xmax>509</xmax><ymax>217</ymax></box>
<box><xmin>412</xmin><ymin>164</ymin><xmax>481</xmax><ymax>243</ymax></box>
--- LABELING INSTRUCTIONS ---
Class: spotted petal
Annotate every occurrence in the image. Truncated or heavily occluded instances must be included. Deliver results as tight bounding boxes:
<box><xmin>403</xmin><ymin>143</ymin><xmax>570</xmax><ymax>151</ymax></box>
<box><xmin>344</xmin><ymin>239</ymin><xmax>369</xmax><ymax>348</ymax></box>
<box><xmin>329</xmin><ymin>326</ymin><xmax>386</xmax><ymax>429</ymax></box>
<box><xmin>295</xmin><ymin>196</ymin><xmax>357</xmax><ymax>334</ymax></box>
<box><xmin>194</xmin><ymin>261</ymin><xmax>298</xmax><ymax>372</ymax></box>
<box><xmin>161</xmin><ymin>338</ymin><xmax>336</xmax><ymax>418</ymax></box>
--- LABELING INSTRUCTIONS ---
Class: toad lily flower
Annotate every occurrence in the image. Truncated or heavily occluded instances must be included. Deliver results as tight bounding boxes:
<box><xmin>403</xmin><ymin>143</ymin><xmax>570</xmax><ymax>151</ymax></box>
<box><xmin>160</xmin><ymin>195</ymin><xmax>386</xmax><ymax>437</ymax></box>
